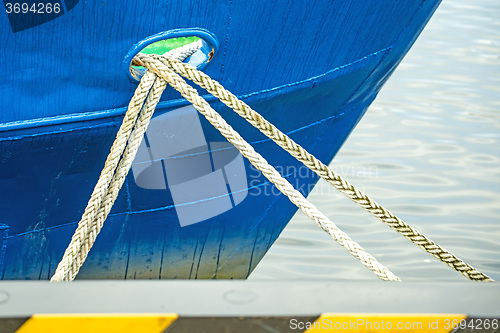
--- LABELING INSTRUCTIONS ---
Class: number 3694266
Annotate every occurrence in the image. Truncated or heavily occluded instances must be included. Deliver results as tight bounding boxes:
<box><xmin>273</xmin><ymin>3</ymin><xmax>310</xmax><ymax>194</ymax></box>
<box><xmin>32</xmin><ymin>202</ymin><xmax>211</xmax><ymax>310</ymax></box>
<box><xmin>5</xmin><ymin>3</ymin><xmax>61</xmax><ymax>14</ymax></box>
<box><xmin>445</xmin><ymin>318</ymin><xmax>498</xmax><ymax>330</ymax></box>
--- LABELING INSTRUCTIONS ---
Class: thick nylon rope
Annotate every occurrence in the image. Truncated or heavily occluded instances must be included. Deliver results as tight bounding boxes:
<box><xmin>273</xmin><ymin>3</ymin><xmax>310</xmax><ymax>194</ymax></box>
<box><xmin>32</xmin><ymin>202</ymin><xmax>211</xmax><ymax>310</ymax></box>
<box><xmin>133</xmin><ymin>57</ymin><xmax>400</xmax><ymax>281</ymax></box>
<box><xmin>50</xmin><ymin>73</ymin><xmax>158</xmax><ymax>281</ymax></box>
<box><xmin>134</xmin><ymin>53</ymin><xmax>492</xmax><ymax>282</ymax></box>
<box><xmin>51</xmin><ymin>75</ymin><xmax>168</xmax><ymax>281</ymax></box>
<box><xmin>53</xmin><ymin>49</ymin><xmax>400</xmax><ymax>281</ymax></box>
<box><xmin>165</xmin><ymin>39</ymin><xmax>203</xmax><ymax>59</ymax></box>
<box><xmin>51</xmin><ymin>47</ymin><xmax>199</xmax><ymax>281</ymax></box>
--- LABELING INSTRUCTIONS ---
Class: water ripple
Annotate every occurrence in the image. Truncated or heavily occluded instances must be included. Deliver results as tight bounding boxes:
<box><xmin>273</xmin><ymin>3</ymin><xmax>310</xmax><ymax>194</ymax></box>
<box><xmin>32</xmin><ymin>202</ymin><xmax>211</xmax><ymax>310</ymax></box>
<box><xmin>250</xmin><ymin>0</ymin><xmax>500</xmax><ymax>281</ymax></box>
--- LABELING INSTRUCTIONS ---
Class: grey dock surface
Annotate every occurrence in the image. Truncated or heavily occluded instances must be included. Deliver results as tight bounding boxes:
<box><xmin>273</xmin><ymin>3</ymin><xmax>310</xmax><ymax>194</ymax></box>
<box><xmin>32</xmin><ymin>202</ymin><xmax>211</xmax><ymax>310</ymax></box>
<box><xmin>1</xmin><ymin>281</ymin><xmax>499</xmax><ymax>332</ymax></box>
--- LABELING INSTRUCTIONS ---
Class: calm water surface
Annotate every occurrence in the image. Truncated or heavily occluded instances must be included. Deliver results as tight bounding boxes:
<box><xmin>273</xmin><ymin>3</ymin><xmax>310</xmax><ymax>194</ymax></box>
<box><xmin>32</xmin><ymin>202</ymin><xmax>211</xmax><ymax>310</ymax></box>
<box><xmin>250</xmin><ymin>0</ymin><xmax>500</xmax><ymax>281</ymax></box>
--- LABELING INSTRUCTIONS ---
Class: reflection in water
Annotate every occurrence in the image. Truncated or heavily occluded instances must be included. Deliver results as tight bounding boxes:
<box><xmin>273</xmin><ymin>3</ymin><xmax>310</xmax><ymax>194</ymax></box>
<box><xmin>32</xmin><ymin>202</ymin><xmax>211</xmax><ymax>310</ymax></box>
<box><xmin>251</xmin><ymin>0</ymin><xmax>500</xmax><ymax>281</ymax></box>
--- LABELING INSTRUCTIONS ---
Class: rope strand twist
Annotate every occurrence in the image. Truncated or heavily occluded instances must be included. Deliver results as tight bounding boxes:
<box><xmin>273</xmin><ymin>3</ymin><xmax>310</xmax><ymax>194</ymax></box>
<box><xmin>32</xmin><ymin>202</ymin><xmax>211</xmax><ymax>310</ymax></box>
<box><xmin>52</xmin><ymin>42</ymin><xmax>491</xmax><ymax>282</ymax></box>
<box><xmin>134</xmin><ymin>52</ymin><xmax>492</xmax><ymax>282</ymax></box>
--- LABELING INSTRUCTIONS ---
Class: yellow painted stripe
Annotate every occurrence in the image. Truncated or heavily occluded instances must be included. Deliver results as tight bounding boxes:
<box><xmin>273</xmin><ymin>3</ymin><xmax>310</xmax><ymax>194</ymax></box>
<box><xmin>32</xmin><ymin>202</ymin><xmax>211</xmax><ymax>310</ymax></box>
<box><xmin>15</xmin><ymin>313</ymin><xmax>178</xmax><ymax>333</ymax></box>
<box><xmin>303</xmin><ymin>314</ymin><xmax>467</xmax><ymax>333</ymax></box>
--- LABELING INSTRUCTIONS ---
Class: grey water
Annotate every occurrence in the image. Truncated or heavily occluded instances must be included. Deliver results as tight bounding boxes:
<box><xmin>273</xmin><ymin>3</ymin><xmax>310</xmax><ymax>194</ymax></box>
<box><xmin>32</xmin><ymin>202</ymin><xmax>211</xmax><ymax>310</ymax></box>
<box><xmin>250</xmin><ymin>0</ymin><xmax>500</xmax><ymax>281</ymax></box>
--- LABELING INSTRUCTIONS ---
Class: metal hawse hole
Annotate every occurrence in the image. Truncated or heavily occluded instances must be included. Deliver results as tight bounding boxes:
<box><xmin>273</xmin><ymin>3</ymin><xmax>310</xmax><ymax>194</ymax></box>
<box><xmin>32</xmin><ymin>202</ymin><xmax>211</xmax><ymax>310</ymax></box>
<box><xmin>125</xmin><ymin>29</ymin><xmax>219</xmax><ymax>83</ymax></box>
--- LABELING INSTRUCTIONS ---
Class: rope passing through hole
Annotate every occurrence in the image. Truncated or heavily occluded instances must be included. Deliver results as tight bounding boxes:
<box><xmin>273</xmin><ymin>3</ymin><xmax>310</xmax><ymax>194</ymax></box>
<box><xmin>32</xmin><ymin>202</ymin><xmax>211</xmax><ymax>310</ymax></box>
<box><xmin>52</xmin><ymin>46</ymin><xmax>399</xmax><ymax>282</ymax></box>
<box><xmin>50</xmin><ymin>43</ymin><xmax>201</xmax><ymax>282</ymax></box>
<box><xmin>52</xmin><ymin>42</ymin><xmax>492</xmax><ymax>282</ymax></box>
<box><xmin>133</xmin><ymin>52</ymin><xmax>493</xmax><ymax>282</ymax></box>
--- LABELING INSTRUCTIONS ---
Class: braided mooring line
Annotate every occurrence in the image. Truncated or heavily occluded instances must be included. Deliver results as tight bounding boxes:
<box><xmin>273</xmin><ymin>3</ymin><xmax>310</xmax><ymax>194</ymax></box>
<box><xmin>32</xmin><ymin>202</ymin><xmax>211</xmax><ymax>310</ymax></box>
<box><xmin>51</xmin><ymin>48</ymin><xmax>196</xmax><ymax>281</ymax></box>
<box><xmin>135</xmin><ymin>53</ymin><xmax>492</xmax><ymax>282</ymax></box>
<box><xmin>166</xmin><ymin>39</ymin><xmax>203</xmax><ymax>59</ymax></box>
<box><xmin>50</xmin><ymin>73</ymin><xmax>158</xmax><ymax>281</ymax></box>
<box><xmin>53</xmin><ymin>75</ymin><xmax>168</xmax><ymax>281</ymax></box>
<box><xmin>133</xmin><ymin>54</ymin><xmax>400</xmax><ymax>281</ymax></box>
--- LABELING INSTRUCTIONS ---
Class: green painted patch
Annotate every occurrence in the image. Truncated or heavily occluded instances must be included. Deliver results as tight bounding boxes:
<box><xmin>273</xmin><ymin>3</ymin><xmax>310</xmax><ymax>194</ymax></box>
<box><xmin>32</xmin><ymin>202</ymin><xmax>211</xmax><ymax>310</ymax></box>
<box><xmin>141</xmin><ymin>37</ymin><xmax>201</xmax><ymax>56</ymax></box>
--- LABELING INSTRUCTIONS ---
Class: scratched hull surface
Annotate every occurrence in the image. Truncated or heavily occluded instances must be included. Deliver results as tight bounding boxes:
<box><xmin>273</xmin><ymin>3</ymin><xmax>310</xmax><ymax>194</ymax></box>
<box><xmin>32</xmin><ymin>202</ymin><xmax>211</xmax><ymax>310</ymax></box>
<box><xmin>0</xmin><ymin>1</ymin><xmax>440</xmax><ymax>279</ymax></box>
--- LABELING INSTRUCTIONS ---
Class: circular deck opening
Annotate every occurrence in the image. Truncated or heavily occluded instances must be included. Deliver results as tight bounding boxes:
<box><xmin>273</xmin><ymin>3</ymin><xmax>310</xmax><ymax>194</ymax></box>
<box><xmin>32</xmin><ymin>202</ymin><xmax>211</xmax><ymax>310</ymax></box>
<box><xmin>124</xmin><ymin>28</ymin><xmax>219</xmax><ymax>83</ymax></box>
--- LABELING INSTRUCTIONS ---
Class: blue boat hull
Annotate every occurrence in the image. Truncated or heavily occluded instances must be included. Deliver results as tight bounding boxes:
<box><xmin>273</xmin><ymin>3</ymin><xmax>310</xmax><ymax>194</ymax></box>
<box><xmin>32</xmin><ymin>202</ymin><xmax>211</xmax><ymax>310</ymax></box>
<box><xmin>0</xmin><ymin>0</ymin><xmax>440</xmax><ymax>279</ymax></box>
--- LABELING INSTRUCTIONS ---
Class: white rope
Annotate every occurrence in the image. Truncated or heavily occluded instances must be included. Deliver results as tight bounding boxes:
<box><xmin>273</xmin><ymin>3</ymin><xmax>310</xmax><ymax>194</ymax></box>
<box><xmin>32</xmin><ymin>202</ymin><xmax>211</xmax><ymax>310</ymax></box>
<box><xmin>134</xmin><ymin>52</ymin><xmax>492</xmax><ymax>282</ymax></box>
<box><xmin>50</xmin><ymin>47</ymin><xmax>198</xmax><ymax>282</ymax></box>
<box><xmin>133</xmin><ymin>56</ymin><xmax>401</xmax><ymax>281</ymax></box>
<box><xmin>52</xmin><ymin>43</ymin><xmax>400</xmax><ymax>281</ymax></box>
<box><xmin>52</xmin><ymin>38</ymin><xmax>493</xmax><ymax>281</ymax></box>
<box><xmin>164</xmin><ymin>39</ymin><xmax>203</xmax><ymax>59</ymax></box>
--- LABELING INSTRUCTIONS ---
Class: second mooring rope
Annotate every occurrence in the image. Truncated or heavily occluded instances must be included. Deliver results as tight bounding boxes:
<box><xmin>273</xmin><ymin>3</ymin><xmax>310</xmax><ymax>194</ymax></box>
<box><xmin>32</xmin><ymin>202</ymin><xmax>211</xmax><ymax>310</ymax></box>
<box><xmin>132</xmin><ymin>54</ymin><xmax>400</xmax><ymax>282</ymax></box>
<box><xmin>52</xmin><ymin>51</ymin><xmax>400</xmax><ymax>282</ymax></box>
<box><xmin>50</xmin><ymin>46</ymin><xmax>200</xmax><ymax>282</ymax></box>
<box><xmin>53</xmin><ymin>41</ymin><xmax>492</xmax><ymax>282</ymax></box>
<box><xmin>134</xmin><ymin>52</ymin><xmax>492</xmax><ymax>282</ymax></box>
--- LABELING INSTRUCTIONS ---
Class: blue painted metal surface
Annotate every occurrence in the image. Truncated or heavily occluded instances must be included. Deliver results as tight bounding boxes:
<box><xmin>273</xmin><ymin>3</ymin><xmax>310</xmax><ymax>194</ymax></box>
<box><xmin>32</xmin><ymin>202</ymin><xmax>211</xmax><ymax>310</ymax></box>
<box><xmin>0</xmin><ymin>0</ymin><xmax>441</xmax><ymax>279</ymax></box>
